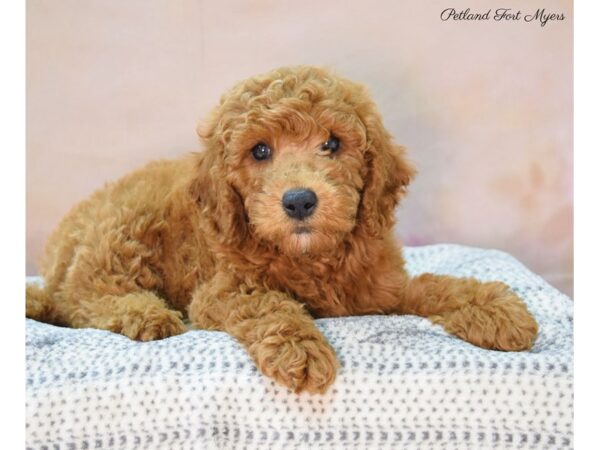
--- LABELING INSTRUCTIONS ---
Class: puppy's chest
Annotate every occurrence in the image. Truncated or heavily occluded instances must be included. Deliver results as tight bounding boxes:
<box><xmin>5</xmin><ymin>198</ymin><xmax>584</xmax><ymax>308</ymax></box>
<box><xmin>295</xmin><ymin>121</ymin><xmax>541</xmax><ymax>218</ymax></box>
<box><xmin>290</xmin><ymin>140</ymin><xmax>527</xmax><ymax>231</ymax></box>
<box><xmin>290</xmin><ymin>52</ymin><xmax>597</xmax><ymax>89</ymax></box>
<box><xmin>263</xmin><ymin>261</ymin><xmax>359</xmax><ymax>317</ymax></box>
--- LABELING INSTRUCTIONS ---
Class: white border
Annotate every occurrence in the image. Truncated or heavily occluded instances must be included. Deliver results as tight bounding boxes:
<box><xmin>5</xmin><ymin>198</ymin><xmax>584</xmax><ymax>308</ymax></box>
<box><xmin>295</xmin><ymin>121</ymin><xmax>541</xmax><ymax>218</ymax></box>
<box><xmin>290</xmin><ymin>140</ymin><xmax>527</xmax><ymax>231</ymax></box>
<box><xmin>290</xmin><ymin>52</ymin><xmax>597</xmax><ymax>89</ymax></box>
<box><xmin>574</xmin><ymin>0</ymin><xmax>599</xmax><ymax>446</ymax></box>
<box><xmin>1</xmin><ymin>0</ymin><xmax>25</xmax><ymax>448</ymax></box>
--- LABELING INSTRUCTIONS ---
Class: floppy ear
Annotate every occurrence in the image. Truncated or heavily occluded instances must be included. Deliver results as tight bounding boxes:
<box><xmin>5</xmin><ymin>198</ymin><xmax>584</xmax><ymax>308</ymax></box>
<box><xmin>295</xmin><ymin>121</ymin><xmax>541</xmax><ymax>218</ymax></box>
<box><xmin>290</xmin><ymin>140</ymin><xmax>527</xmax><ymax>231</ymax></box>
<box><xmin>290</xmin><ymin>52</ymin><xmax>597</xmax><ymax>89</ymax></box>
<box><xmin>357</xmin><ymin>108</ymin><xmax>416</xmax><ymax>238</ymax></box>
<box><xmin>188</xmin><ymin>122</ymin><xmax>248</xmax><ymax>248</ymax></box>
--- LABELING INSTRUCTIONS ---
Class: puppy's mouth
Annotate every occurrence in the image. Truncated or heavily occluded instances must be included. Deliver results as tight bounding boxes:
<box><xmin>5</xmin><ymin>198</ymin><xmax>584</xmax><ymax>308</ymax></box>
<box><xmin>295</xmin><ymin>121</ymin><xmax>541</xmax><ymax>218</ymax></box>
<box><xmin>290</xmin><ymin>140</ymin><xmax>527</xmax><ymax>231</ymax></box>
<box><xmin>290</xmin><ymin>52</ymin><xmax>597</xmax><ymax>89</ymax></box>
<box><xmin>293</xmin><ymin>226</ymin><xmax>312</xmax><ymax>235</ymax></box>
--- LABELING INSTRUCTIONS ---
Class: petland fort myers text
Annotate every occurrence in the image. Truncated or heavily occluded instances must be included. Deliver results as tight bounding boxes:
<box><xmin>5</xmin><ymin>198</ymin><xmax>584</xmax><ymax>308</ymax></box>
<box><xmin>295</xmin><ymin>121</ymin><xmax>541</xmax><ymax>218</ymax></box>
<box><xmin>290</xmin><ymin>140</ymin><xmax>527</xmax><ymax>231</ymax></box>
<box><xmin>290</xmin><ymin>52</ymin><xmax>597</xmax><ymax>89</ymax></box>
<box><xmin>440</xmin><ymin>8</ymin><xmax>565</xmax><ymax>27</ymax></box>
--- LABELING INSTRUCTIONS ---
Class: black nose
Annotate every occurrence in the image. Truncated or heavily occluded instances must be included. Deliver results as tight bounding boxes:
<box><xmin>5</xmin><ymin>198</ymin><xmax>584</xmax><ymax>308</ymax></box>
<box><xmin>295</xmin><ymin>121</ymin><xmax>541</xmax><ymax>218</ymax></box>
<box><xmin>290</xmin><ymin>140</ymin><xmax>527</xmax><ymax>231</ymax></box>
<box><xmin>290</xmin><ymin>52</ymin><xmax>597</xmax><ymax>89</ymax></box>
<box><xmin>282</xmin><ymin>188</ymin><xmax>318</xmax><ymax>220</ymax></box>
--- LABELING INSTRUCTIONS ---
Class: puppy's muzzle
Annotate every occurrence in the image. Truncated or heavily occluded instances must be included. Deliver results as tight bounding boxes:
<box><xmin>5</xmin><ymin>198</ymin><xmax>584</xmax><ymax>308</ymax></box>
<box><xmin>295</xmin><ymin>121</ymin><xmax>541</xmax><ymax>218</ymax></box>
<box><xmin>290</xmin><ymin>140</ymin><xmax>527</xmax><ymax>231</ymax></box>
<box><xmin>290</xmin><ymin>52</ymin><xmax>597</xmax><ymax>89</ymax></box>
<box><xmin>282</xmin><ymin>188</ymin><xmax>318</xmax><ymax>220</ymax></box>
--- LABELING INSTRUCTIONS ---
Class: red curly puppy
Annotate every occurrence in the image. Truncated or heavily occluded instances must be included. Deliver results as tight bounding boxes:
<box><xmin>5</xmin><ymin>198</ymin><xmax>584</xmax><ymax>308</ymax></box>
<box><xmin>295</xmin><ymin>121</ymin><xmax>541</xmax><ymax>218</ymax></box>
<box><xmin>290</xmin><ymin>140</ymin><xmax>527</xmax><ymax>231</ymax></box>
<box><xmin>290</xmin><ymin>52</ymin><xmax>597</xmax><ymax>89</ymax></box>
<box><xmin>26</xmin><ymin>66</ymin><xmax>538</xmax><ymax>394</ymax></box>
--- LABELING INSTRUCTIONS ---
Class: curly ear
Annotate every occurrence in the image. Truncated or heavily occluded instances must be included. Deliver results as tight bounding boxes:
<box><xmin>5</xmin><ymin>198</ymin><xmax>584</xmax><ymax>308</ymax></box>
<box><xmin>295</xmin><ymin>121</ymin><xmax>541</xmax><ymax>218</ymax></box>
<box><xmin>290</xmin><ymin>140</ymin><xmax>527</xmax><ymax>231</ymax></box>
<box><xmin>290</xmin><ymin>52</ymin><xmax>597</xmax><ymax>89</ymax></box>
<box><xmin>357</xmin><ymin>108</ymin><xmax>416</xmax><ymax>238</ymax></box>
<box><xmin>188</xmin><ymin>131</ymin><xmax>248</xmax><ymax>248</ymax></box>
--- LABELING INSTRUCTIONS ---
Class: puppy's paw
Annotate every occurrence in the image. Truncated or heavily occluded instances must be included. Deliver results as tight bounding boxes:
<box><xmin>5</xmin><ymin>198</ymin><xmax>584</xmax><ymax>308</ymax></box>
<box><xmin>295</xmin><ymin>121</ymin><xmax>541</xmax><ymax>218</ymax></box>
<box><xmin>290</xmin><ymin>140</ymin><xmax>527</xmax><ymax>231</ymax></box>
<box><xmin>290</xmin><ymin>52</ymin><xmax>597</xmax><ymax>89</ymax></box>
<box><xmin>430</xmin><ymin>282</ymin><xmax>538</xmax><ymax>351</ymax></box>
<box><xmin>120</xmin><ymin>306</ymin><xmax>187</xmax><ymax>342</ymax></box>
<box><xmin>250</xmin><ymin>332</ymin><xmax>339</xmax><ymax>394</ymax></box>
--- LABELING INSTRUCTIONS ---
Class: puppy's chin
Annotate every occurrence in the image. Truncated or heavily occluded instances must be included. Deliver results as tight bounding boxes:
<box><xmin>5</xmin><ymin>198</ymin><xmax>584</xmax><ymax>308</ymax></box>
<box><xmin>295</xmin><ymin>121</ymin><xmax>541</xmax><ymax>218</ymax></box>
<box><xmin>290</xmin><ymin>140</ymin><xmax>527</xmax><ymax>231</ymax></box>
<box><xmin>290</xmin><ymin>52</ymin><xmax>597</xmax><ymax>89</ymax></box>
<box><xmin>285</xmin><ymin>232</ymin><xmax>314</xmax><ymax>256</ymax></box>
<box><xmin>277</xmin><ymin>228</ymin><xmax>345</xmax><ymax>257</ymax></box>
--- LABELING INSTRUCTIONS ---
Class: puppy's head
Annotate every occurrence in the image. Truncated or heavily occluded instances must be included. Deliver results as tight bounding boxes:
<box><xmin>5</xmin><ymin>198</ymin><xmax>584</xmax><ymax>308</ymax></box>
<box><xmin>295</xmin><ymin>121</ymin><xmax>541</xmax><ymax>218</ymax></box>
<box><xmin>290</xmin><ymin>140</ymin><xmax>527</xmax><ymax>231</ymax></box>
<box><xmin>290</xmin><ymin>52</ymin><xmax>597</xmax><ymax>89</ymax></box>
<box><xmin>191</xmin><ymin>66</ymin><xmax>415</xmax><ymax>256</ymax></box>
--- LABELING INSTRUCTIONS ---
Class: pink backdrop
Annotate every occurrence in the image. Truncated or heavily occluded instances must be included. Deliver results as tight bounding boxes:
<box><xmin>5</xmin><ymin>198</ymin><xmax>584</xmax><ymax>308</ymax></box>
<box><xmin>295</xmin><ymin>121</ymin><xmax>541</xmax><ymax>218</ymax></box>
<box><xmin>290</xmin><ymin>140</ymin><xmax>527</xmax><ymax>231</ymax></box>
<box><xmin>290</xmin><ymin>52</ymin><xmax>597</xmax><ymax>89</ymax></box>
<box><xmin>26</xmin><ymin>0</ymin><xmax>573</xmax><ymax>295</ymax></box>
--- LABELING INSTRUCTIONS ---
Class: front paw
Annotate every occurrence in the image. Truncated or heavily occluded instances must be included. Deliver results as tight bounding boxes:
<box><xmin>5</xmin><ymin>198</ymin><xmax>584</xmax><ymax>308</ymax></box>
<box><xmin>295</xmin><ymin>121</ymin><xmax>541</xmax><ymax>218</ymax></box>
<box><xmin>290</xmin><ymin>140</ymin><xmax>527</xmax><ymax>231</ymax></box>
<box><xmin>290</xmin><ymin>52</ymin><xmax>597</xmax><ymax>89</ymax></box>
<box><xmin>249</xmin><ymin>331</ymin><xmax>339</xmax><ymax>394</ymax></box>
<box><xmin>430</xmin><ymin>282</ymin><xmax>538</xmax><ymax>351</ymax></box>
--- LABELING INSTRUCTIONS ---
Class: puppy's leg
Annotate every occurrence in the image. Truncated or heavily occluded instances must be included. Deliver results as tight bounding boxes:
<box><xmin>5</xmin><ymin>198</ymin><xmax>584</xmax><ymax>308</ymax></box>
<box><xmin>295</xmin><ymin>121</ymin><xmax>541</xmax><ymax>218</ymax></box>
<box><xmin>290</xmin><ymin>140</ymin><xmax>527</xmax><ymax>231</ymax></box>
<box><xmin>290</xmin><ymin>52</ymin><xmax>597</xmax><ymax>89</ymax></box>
<box><xmin>48</xmin><ymin>229</ymin><xmax>186</xmax><ymax>341</ymax></box>
<box><xmin>400</xmin><ymin>274</ymin><xmax>538</xmax><ymax>351</ymax></box>
<box><xmin>68</xmin><ymin>291</ymin><xmax>186</xmax><ymax>341</ymax></box>
<box><xmin>188</xmin><ymin>275</ymin><xmax>338</xmax><ymax>394</ymax></box>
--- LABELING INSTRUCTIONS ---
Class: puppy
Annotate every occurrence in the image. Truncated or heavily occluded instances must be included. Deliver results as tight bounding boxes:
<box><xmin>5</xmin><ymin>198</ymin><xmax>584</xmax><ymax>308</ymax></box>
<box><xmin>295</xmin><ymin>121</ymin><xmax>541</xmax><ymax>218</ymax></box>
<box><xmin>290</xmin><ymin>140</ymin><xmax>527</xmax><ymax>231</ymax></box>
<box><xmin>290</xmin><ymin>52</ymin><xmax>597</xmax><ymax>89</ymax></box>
<box><xmin>26</xmin><ymin>66</ymin><xmax>538</xmax><ymax>394</ymax></box>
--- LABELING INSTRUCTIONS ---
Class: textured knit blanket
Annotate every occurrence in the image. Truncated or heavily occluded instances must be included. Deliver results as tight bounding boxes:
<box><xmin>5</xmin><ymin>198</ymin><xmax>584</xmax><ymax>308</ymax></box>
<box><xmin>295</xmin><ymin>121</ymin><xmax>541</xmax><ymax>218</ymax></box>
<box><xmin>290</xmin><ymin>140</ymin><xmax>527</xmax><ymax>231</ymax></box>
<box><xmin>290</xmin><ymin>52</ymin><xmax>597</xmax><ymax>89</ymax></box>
<box><xmin>26</xmin><ymin>244</ymin><xmax>573</xmax><ymax>450</ymax></box>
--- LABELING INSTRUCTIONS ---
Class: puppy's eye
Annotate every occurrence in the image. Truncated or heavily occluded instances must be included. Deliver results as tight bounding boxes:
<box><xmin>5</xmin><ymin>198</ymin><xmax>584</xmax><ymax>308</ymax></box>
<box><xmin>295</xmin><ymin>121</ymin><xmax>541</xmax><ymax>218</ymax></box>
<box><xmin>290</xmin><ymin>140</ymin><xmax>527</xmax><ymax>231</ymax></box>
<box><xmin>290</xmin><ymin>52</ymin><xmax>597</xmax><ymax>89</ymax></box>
<box><xmin>321</xmin><ymin>136</ymin><xmax>341</xmax><ymax>153</ymax></box>
<box><xmin>251</xmin><ymin>143</ymin><xmax>272</xmax><ymax>161</ymax></box>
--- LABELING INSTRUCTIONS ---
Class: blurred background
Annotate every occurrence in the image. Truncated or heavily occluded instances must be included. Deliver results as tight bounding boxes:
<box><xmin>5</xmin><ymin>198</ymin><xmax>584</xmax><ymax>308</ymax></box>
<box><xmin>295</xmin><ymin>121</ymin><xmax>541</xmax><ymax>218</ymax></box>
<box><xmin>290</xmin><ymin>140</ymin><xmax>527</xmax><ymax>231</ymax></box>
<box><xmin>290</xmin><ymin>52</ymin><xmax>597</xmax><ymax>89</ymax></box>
<box><xmin>26</xmin><ymin>0</ymin><xmax>573</xmax><ymax>296</ymax></box>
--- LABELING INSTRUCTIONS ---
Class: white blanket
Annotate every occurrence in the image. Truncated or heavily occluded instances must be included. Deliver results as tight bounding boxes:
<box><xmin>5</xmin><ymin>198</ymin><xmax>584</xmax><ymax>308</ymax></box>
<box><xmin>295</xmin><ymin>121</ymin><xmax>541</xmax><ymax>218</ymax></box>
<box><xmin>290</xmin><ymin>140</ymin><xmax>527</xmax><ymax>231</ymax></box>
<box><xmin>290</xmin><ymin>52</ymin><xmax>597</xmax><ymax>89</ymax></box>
<box><xmin>26</xmin><ymin>244</ymin><xmax>573</xmax><ymax>449</ymax></box>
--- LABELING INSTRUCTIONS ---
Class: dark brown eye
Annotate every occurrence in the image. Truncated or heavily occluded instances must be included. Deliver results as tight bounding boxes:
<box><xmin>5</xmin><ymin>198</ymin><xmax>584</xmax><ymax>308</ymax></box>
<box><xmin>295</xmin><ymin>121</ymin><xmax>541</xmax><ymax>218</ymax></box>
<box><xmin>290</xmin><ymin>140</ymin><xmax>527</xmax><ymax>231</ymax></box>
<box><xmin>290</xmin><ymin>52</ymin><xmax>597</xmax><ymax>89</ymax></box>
<box><xmin>321</xmin><ymin>135</ymin><xmax>341</xmax><ymax>153</ymax></box>
<box><xmin>251</xmin><ymin>143</ymin><xmax>271</xmax><ymax>161</ymax></box>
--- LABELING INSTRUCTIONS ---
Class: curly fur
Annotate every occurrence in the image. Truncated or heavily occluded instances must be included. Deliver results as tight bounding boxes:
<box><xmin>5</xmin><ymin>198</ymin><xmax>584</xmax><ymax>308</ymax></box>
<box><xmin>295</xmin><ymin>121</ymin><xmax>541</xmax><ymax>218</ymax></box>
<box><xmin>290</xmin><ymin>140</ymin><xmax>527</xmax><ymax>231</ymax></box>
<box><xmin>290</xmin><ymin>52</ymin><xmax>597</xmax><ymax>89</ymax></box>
<box><xmin>26</xmin><ymin>66</ymin><xmax>538</xmax><ymax>394</ymax></box>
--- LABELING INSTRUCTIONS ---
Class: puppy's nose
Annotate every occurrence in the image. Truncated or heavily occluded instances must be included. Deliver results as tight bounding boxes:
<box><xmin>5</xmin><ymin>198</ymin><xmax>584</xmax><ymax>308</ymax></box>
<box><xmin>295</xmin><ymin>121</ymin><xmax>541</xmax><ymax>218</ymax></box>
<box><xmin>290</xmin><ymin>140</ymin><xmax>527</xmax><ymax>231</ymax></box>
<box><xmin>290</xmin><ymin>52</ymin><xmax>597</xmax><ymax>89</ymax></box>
<box><xmin>282</xmin><ymin>188</ymin><xmax>318</xmax><ymax>220</ymax></box>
